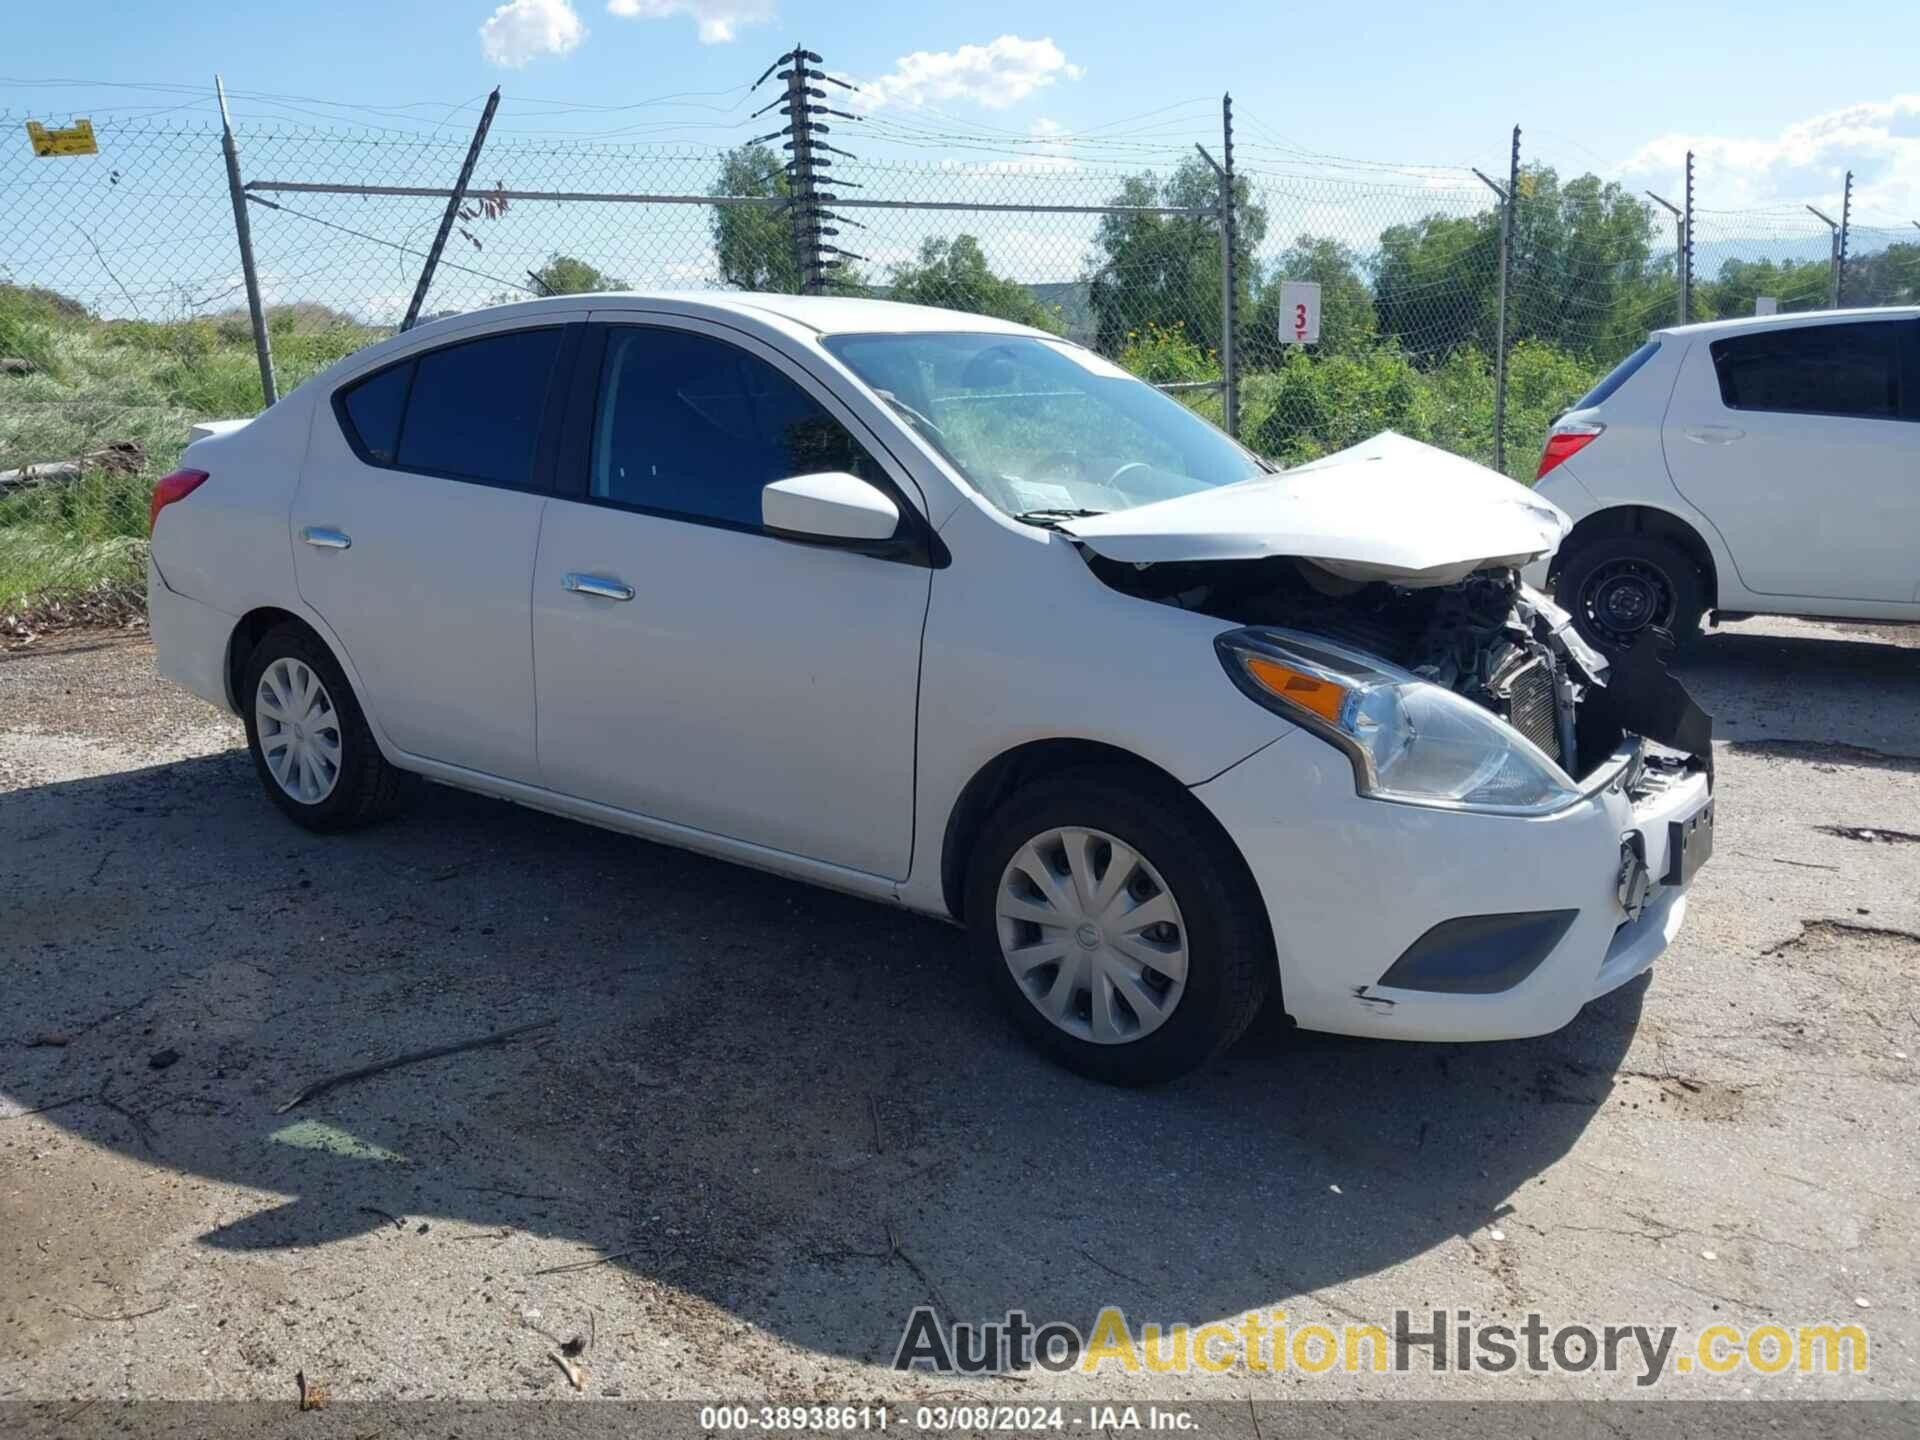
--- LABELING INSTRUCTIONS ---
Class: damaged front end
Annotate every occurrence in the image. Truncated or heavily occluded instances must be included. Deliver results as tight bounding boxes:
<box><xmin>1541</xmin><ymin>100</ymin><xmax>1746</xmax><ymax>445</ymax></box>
<box><xmin>1089</xmin><ymin>551</ymin><xmax>1712</xmax><ymax>794</ymax></box>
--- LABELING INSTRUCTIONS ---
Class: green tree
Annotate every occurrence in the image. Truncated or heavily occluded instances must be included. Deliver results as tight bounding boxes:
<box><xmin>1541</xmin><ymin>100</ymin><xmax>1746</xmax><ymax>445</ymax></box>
<box><xmin>1246</xmin><ymin>235</ymin><xmax>1376</xmax><ymax>365</ymax></box>
<box><xmin>1373</xmin><ymin>166</ymin><xmax>1661</xmax><ymax>368</ymax></box>
<box><xmin>1845</xmin><ymin>242</ymin><xmax>1920</xmax><ymax>307</ymax></box>
<box><xmin>885</xmin><ymin>235</ymin><xmax>1061</xmax><ymax>331</ymax></box>
<box><xmin>1087</xmin><ymin>155</ymin><xmax>1266</xmax><ymax>360</ymax></box>
<box><xmin>711</xmin><ymin>143</ymin><xmax>800</xmax><ymax>293</ymax></box>
<box><xmin>1698</xmin><ymin>256</ymin><xmax>1833</xmax><ymax>318</ymax></box>
<box><xmin>529</xmin><ymin>254</ymin><xmax>626</xmax><ymax>296</ymax></box>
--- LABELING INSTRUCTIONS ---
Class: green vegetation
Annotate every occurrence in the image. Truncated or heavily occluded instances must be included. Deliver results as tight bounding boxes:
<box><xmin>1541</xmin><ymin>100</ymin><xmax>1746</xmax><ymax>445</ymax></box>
<box><xmin>0</xmin><ymin>283</ymin><xmax>381</xmax><ymax>616</ymax></box>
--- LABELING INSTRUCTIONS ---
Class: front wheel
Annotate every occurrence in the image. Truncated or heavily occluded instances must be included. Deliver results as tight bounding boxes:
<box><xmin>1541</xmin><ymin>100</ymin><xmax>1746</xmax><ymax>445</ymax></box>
<box><xmin>965</xmin><ymin>766</ymin><xmax>1273</xmax><ymax>1085</ymax></box>
<box><xmin>1555</xmin><ymin>534</ymin><xmax>1706</xmax><ymax>655</ymax></box>
<box><xmin>241</xmin><ymin>623</ymin><xmax>416</xmax><ymax>832</ymax></box>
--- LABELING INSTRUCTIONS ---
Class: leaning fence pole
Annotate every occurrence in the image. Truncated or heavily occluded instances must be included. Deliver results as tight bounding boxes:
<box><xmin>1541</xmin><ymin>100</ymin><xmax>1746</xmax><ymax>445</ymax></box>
<box><xmin>401</xmin><ymin>87</ymin><xmax>500</xmax><ymax>331</ymax></box>
<box><xmin>216</xmin><ymin>76</ymin><xmax>276</xmax><ymax>407</ymax></box>
<box><xmin>1494</xmin><ymin>125</ymin><xmax>1520</xmax><ymax>475</ymax></box>
<box><xmin>1644</xmin><ymin>189</ymin><xmax>1683</xmax><ymax>324</ymax></box>
<box><xmin>1219</xmin><ymin>94</ymin><xmax>1239</xmax><ymax>439</ymax></box>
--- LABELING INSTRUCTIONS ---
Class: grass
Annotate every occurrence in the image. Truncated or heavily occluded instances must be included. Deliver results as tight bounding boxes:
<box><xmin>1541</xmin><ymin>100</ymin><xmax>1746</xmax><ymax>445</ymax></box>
<box><xmin>0</xmin><ymin>286</ymin><xmax>381</xmax><ymax>619</ymax></box>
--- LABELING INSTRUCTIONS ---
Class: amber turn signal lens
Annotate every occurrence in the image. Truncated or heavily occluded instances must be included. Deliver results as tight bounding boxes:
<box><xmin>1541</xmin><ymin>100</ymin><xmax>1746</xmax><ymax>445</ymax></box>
<box><xmin>1242</xmin><ymin>656</ymin><xmax>1349</xmax><ymax>725</ymax></box>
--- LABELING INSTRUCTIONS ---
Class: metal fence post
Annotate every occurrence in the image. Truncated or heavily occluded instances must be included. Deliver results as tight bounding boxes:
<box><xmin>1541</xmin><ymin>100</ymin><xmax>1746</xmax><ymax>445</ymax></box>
<box><xmin>1682</xmin><ymin>150</ymin><xmax>1694</xmax><ymax>322</ymax></box>
<box><xmin>1644</xmin><ymin>188</ymin><xmax>1684</xmax><ymax>324</ymax></box>
<box><xmin>215</xmin><ymin>76</ymin><xmax>276</xmax><ymax>407</ymax></box>
<box><xmin>1219</xmin><ymin>95</ymin><xmax>1239</xmax><ymax>439</ymax></box>
<box><xmin>1807</xmin><ymin>203</ymin><xmax>1839</xmax><ymax>307</ymax></box>
<box><xmin>1474</xmin><ymin>127</ymin><xmax>1520</xmax><ymax>474</ymax></box>
<box><xmin>402</xmin><ymin>88</ymin><xmax>499</xmax><ymax>331</ymax></box>
<box><xmin>1837</xmin><ymin>169</ymin><xmax>1853</xmax><ymax>306</ymax></box>
<box><xmin>784</xmin><ymin>48</ymin><xmax>823</xmax><ymax>293</ymax></box>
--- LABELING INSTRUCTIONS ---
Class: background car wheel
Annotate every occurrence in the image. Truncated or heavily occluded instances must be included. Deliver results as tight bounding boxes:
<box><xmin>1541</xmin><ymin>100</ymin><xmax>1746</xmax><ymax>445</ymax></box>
<box><xmin>1555</xmin><ymin>535</ymin><xmax>1706</xmax><ymax>654</ymax></box>
<box><xmin>241</xmin><ymin>623</ymin><xmax>416</xmax><ymax>833</ymax></box>
<box><xmin>965</xmin><ymin>765</ymin><xmax>1273</xmax><ymax>1085</ymax></box>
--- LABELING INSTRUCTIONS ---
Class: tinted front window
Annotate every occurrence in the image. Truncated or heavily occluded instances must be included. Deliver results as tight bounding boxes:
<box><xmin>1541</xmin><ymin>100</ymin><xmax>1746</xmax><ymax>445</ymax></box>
<box><xmin>590</xmin><ymin>327</ymin><xmax>877</xmax><ymax>528</ymax></box>
<box><xmin>340</xmin><ymin>362</ymin><xmax>411</xmax><ymax>463</ymax></box>
<box><xmin>394</xmin><ymin>327</ymin><xmax>562</xmax><ymax>485</ymax></box>
<box><xmin>1710</xmin><ymin>321</ymin><xmax>1905</xmax><ymax>420</ymax></box>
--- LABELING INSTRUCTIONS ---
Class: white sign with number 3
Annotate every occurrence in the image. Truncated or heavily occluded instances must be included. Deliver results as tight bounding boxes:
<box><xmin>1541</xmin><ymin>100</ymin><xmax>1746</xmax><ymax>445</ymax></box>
<box><xmin>1278</xmin><ymin>280</ymin><xmax>1322</xmax><ymax>345</ymax></box>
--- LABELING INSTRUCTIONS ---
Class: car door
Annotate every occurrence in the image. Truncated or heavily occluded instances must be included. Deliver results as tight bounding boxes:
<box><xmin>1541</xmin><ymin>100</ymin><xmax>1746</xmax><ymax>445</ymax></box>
<box><xmin>292</xmin><ymin>318</ymin><xmax>584</xmax><ymax>781</ymax></box>
<box><xmin>1662</xmin><ymin>317</ymin><xmax>1920</xmax><ymax>603</ymax></box>
<box><xmin>529</xmin><ymin>318</ymin><xmax>934</xmax><ymax>879</ymax></box>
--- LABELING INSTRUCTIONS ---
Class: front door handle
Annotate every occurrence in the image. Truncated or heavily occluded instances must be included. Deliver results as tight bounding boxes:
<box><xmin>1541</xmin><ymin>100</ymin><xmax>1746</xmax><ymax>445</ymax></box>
<box><xmin>300</xmin><ymin>526</ymin><xmax>352</xmax><ymax>550</ymax></box>
<box><xmin>1683</xmin><ymin>425</ymin><xmax>1744</xmax><ymax>445</ymax></box>
<box><xmin>562</xmin><ymin>572</ymin><xmax>634</xmax><ymax>602</ymax></box>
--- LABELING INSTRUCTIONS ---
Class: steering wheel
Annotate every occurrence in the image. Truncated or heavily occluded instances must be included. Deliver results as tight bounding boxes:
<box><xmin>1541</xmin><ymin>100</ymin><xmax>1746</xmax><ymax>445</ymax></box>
<box><xmin>1105</xmin><ymin>461</ymin><xmax>1153</xmax><ymax>491</ymax></box>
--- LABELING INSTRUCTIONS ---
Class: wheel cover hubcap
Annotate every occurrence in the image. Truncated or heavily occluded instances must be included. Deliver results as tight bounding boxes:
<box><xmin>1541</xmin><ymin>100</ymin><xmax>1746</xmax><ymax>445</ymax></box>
<box><xmin>996</xmin><ymin>827</ymin><xmax>1189</xmax><ymax>1046</ymax></box>
<box><xmin>1581</xmin><ymin>559</ymin><xmax>1675</xmax><ymax>643</ymax></box>
<box><xmin>255</xmin><ymin>658</ymin><xmax>342</xmax><ymax>804</ymax></box>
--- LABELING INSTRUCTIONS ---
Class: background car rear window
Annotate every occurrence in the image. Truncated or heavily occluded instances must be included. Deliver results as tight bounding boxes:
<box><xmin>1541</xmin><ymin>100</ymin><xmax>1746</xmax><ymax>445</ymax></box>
<box><xmin>1710</xmin><ymin>321</ymin><xmax>1906</xmax><ymax>420</ymax></box>
<box><xmin>340</xmin><ymin>361</ymin><xmax>411</xmax><ymax>464</ymax></box>
<box><xmin>389</xmin><ymin>327</ymin><xmax>562</xmax><ymax>485</ymax></box>
<box><xmin>589</xmin><ymin>327</ymin><xmax>877</xmax><ymax>528</ymax></box>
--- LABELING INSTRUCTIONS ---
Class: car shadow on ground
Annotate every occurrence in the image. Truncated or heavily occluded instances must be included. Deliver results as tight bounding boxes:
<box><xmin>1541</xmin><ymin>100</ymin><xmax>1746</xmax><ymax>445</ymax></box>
<box><xmin>4</xmin><ymin>741</ymin><xmax>1649</xmax><ymax>1369</ymax></box>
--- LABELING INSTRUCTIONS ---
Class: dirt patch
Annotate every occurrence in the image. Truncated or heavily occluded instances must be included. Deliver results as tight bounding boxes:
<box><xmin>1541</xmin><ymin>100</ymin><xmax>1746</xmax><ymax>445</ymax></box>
<box><xmin>1816</xmin><ymin>824</ymin><xmax>1920</xmax><ymax>846</ymax></box>
<box><xmin>1728</xmin><ymin>738</ymin><xmax>1920</xmax><ymax>774</ymax></box>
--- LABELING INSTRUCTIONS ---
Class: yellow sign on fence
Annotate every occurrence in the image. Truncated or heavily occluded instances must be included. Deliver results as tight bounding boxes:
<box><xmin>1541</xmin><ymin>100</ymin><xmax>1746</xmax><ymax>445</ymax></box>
<box><xmin>26</xmin><ymin>119</ymin><xmax>99</xmax><ymax>157</ymax></box>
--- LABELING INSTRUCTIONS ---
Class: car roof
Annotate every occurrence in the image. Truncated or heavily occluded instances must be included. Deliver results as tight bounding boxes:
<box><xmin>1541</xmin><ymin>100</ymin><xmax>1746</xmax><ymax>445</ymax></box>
<box><xmin>1651</xmin><ymin>305</ymin><xmax>1920</xmax><ymax>342</ymax></box>
<box><xmin>411</xmin><ymin>291</ymin><xmax>1045</xmax><ymax>340</ymax></box>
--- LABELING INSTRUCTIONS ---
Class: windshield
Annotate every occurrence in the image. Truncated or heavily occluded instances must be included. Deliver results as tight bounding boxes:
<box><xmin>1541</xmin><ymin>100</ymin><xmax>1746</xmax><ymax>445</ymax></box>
<box><xmin>820</xmin><ymin>332</ymin><xmax>1266</xmax><ymax>521</ymax></box>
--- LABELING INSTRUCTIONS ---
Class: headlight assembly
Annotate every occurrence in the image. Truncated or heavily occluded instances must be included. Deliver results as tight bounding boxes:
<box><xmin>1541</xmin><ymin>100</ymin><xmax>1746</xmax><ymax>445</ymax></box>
<box><xmin>1216</xmin><ymin>627</ymin><xmax>1580</xmax><ymax>815</ymax></box>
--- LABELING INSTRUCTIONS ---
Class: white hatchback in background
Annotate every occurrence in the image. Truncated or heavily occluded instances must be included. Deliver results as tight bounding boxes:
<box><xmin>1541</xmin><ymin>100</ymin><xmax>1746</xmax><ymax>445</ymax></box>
<box><xmin>1529</xmin><ymin>307</ymin><xmax>1920</xmax><ymax>653</ymax></box>
<box><xmin>148</xmin><ymin>294</ymin><xmax>1714</xmax><ymax>1084</ymax></box>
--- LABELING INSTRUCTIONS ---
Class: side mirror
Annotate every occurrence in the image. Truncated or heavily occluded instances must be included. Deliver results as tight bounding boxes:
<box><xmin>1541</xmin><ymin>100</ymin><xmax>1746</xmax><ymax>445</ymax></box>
<box><xmin>762</xmin><ymin>472</ymin><xmax>899</xmax><ymax>544</ymax></box>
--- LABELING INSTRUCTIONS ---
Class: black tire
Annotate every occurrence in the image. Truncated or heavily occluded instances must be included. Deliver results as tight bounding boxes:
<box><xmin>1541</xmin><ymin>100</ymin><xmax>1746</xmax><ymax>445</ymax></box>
<box><xmin>240</xmin><ymin>622</ymin><xmax>417</xmax><ymax>833</ymax></box>
<box><xmin>965</xmin><ymin>764</ymin><xmax>1273</xmax><ymax>1086</ymax></box>
<box><xmin>1554</xmin><ymin>534</ymin><xmax>1707</xmax><ymax>655</ymax></box>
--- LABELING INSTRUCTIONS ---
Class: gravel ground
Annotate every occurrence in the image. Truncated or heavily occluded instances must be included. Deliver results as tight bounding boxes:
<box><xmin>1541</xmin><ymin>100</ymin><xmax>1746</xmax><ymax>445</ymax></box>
<box><xmin>0</xmin><ymin>615</ymin><xmax>1915</xmax><ymax>1412</ymax></box>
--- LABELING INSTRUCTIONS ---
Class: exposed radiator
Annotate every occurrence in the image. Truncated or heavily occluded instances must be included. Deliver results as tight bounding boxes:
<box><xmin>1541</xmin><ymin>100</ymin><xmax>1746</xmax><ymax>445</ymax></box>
<box><xmin>1493</xmin><ymin>652</ymin><xmax>1564</xmax><ymax>765</ymax></box>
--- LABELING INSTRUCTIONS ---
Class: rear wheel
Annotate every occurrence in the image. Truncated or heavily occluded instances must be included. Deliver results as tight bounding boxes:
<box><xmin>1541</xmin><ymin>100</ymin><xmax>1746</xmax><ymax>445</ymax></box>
<box><xmin>966</xmin><ymin>766</ymin><xmax>1272</xmax><ymax>1085</ymax></box>
<box><xmin>241</xmin><ymin>623</ymin><xmax>416</xmax><ymax>832</ymax></box>
<box><xmin>1555</xmin><ymin>534</ymin><xmax>1706</xmax><ymax>654</ymax></box>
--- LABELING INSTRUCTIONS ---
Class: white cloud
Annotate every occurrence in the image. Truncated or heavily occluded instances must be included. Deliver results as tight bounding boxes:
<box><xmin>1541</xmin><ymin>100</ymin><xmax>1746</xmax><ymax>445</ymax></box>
<box><xmin>1619</xmin><ymin>94</ymin><xmax>1920</xmax><ymax>219</ymax></box>
<box><xmin>857</xmin><ymin>35</ymin><xmax>1083</xmax><ymax>112</ymax></box>
<box><xmin>604</xmin><ymin>0</ymin><xmax>772</xmax><ymax>44</ymax></box>
<box><xmin>479</xmin><ymin>0</ymin><xmax>587</xmax><ymax>66</ymax></box>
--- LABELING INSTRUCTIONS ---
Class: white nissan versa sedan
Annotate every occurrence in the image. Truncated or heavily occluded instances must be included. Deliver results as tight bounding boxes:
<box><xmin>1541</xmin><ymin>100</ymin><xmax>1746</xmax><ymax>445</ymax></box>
<box><xmin>148</xmin><ymin>294</ymin><xmax>1716</xmax><ymax>1083</ymax></box>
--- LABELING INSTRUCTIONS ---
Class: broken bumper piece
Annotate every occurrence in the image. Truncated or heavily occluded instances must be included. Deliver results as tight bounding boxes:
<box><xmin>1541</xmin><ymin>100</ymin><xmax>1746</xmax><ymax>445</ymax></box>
<box><xmin>1192</xmin><ymin>729</ymin><xmax>1713</xmax><ymax>1044</ymax></box>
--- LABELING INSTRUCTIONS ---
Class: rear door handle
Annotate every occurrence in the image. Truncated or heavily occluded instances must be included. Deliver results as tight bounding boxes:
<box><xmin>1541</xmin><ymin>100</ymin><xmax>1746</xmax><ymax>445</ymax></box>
<box><xmin>562</xmin><ymin>572</ymin><xmax>634</xmax><ymax>602</ymax></box>
<box><xmin>300</xmin><ymin>527</ymin><xmax>352</xmax><ymax>550</ymax></box>
<box><xmin>1683</xmin><ymin>425</ymin><xmax>1744</xmax><ymax>445</ymax></box>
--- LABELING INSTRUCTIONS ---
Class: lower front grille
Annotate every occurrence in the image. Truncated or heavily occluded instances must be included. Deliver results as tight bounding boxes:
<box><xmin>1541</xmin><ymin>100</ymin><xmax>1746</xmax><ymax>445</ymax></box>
<box><xmin>1494</xmin><ymin>653</ymin><xmax>1563</xmax><ymax>765</ymax></box>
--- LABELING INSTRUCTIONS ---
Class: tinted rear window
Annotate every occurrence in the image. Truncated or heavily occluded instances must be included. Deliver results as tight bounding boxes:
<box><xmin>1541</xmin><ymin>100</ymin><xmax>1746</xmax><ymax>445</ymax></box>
<box><xmin>393</xmin><ymin>328</ymin><xmax>562</xmax><ymax>486</ymax></box>
<box><xmin>1710</xmin><ymin>321</ymin><xmax>1905</xmax><ymax>420</ymax></box>
<box><xmin>1572</xmin><ymin>340</ymin><xmax>1660</xmax><ymax>412</ymax></box>
<box><xmin>339</xmin><ymin>362</ymin><xmax>411</xmax><ymax>464</ymax></box>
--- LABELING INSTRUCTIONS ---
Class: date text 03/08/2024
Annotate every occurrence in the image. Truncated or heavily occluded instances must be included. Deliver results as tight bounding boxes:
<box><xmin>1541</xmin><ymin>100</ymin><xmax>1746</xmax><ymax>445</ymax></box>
<box><xmin>696</xmin><ymin>1404</ymin><xmax>1196</xmax><ymax>1432</ymax></box>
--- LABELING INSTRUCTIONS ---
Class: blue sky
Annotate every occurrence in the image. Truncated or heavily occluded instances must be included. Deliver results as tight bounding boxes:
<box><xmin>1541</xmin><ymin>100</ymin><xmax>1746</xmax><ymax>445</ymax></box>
<box><xmin>9</xmin><ymin>0</ymin><xmax>1919</xmax><ymax>218</ymax></box>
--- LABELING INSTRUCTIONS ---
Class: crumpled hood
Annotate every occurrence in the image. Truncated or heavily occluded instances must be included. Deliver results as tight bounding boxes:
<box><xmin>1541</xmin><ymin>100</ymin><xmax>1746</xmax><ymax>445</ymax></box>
<box><xmin>1061</xmin><ymin>431</ymin><xmax>1572</xmax><ymax>587</ymax></box>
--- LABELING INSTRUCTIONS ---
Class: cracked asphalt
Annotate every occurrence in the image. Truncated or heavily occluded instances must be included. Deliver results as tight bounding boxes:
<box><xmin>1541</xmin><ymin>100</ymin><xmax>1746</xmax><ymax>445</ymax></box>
<box><xmin>1</xmin><ymin>615</ymin><xmax>1916</xmax><ymax>1409</ymax></box>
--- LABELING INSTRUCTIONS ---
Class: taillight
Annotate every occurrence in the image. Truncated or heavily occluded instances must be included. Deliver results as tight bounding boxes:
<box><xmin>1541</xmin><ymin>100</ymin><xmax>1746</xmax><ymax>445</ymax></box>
<box><xmin>1534</xmin><ymin>423</ymin><xmax>1602</xmax><ymax>481</ymax></box>
<box><xmin>149</xmin><ymin>469</ymin><xmax>209</xmax><ymax>533</ymax></box>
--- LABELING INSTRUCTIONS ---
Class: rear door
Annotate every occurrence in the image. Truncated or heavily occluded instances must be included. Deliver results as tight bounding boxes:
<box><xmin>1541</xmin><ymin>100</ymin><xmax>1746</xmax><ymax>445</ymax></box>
<box><xmin>292</xmin><ymin>319</ymin><xmax>583</xmax><ymax>781</ymax></box>
<box><xmin>1663</xmin><ymin>317</ymin><xmax>1920</xmax><ymax>603</ymax></box>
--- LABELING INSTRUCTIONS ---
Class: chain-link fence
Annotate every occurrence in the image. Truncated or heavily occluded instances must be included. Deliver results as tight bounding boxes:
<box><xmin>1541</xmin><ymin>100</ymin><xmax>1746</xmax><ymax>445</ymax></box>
<box><xmin>5</xmin><ymin>65</ymin><xmax>1918</xmax><ymax>621</ymax></box>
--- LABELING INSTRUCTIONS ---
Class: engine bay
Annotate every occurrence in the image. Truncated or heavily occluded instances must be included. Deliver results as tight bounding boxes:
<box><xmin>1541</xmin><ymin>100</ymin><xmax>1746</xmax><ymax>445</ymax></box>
<box><xmin>1086</xmin><ymin>552</ymin><xmax>1713</xmax><ymax>781</ymax></box>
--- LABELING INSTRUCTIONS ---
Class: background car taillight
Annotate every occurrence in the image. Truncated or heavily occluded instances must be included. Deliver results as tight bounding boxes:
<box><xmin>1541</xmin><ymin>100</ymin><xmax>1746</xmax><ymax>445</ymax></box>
<box><xmin>149</xmin><ymin>469</ymin><xmax>209</xmax><ymax>533</ymax></box>
<box><xmin>1534</xmin><ymin>422</ymin><xmax>1603</xmax><ymax>481</ymax></box>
